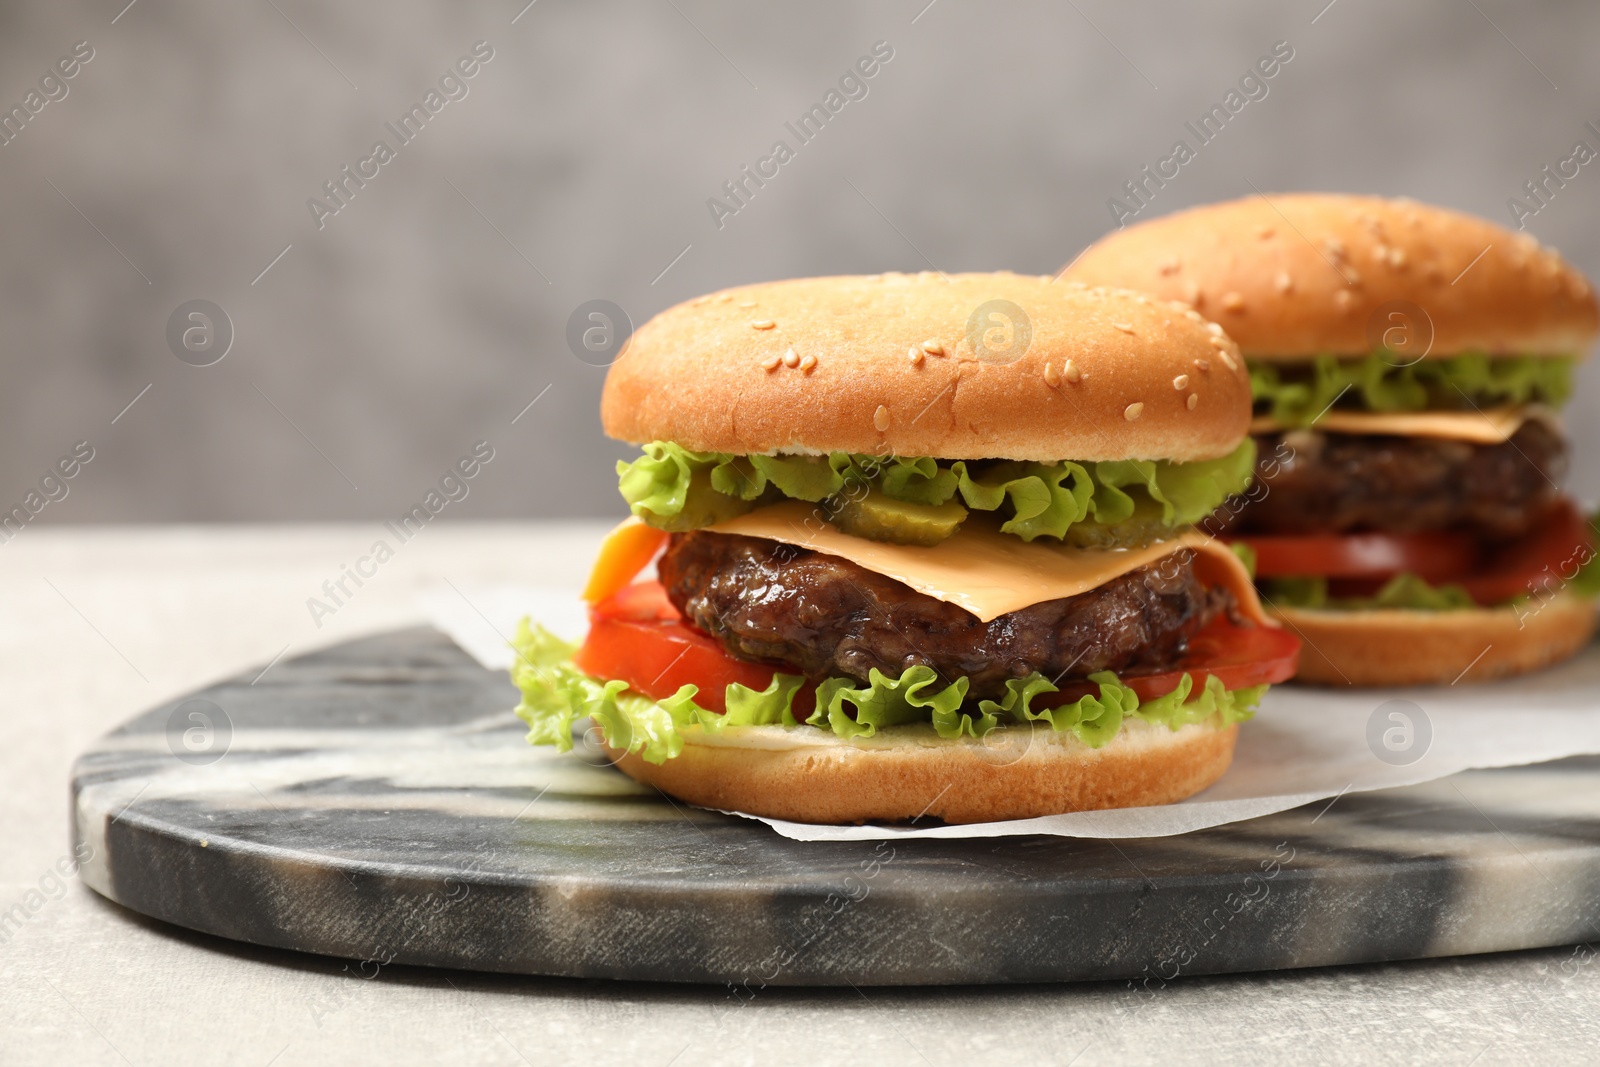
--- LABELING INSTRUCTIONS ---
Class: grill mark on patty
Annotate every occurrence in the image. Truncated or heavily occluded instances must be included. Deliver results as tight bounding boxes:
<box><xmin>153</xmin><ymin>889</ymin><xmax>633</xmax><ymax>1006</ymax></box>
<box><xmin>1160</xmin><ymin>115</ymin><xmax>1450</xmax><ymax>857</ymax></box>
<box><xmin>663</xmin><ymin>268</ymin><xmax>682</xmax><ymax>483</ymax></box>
<box><xmin>658</xmin><ymin>530</ymin><xmax>1227</xmax><ymax>702</ymax></box>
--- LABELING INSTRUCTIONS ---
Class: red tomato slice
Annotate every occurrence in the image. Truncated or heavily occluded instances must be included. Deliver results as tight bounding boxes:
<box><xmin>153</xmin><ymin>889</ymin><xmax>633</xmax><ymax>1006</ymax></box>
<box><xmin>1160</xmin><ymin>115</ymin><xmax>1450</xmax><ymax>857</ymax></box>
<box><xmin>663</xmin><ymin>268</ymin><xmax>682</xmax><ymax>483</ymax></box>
<box><xmin>1235</xmin><ymin>529</ymin><xmax>1480</xmax><ymax>582</ymax></box>
<box><xmin>578</xmin><ymin>581</ymin><xmax>1301</xmax><ymax>718</ymax></box>
<box><xmin>576</xmin><ymin>581</ymin><xmax>800</xmax><ymax>714</ymax></box>
<box><xmin>1044</xmin><ymin>616</ymin><xmax>1301</xmax><ymax>706</ymax></box>
<box><xmin>594</xmin><ymin>578</ymin><xmax>680</xmax><ymax>623</ymax></box>
<box><xmin>1236</xmin><ymin>499</ymin><xmax>1595</xmax><ymax>607</ymax></box>
<box><xmin>1457</xmin><ymin>499</ymin><xmax>1594</xmax><ymax>605</ymax></box>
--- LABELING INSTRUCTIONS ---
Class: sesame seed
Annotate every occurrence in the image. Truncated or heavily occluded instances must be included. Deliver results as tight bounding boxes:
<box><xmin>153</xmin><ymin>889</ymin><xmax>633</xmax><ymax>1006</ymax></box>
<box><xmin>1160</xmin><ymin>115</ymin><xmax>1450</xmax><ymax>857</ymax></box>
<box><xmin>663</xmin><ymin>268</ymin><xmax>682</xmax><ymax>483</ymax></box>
<box><xmin>1173</xmin><ymin>374</ymin><xmax>1190</xmax><ymax>390</ymax></box>
<box><xmin>782</xmin><ymin>348</ymin><xmax>800</xmax><ymax>368</ymax></box>
<box><xmin>1183</xmin><ymin>281</ymin><xmax>1203</xmax><ymax>305</ymax></box>
<box><xmin>1184</xmin><ymin>309</ymin><xmax>1205</xmax><ymax>324</ymax></box>
<box><xmin>1206</xmin><ymin>322</ymin><xmax>1225</xmax><ymax>337</ymax></box>
<box><xmin>761</xmin><ymin>355</ymin><xmax>781</xmax><ymax>372</ymax></box>
<box><xmin>1334</xmin><ymin>290</ymin><xmax>1355</xmax><ymax>311</ymax></box>
<box><xmin>1221</xmin><ymin>291</ymin><xmax>1245</xmax><ymax>312</ymax></box>
<box><xmin>1066</xmin><ymin>281</ymin><xmax>1087</xmax><ymax>290</ymax></box>
<box><xmin>874</xmin><ymin>405</ymin><xmax>891</xmax><ymax>431</ymax></box>
<box><xmin>1112</xmin><ymin>322</ymin><xmax>1135</xmax><ymax>334</ymax></box>
<box><xmin>1389</xmin><ymin>247</ymin><xmax>1407</xmax><ymax>268</ymax></box>
<box><xmin>1275</xmin><ymin>271</ymin><xmax>1294</xmax><ymax>293</ymax></box>
<box><xmin>908</xmin><ymin>347</ymin><xmax>925</xmax><ymax>367</ymax></box>
<box><xmin>922</xmin><ymin>340</ymin><xmax>944</xmax><ymax>356</ymax></box>
<box><xmin>1063</xmin><ymin>359</ymin><xmax>1082</xmax><ymax>383</ymax></box>
<box><xmin>800</xmin><ymin>354</ymin><xmax>817</xmax><ymax>373</ymax></box>
<box><xmin>1135</xmin><ymin>294</ymin><xmax>1151</xmax><ymax>305</ymax></box>
<box><xmin>692</xmin><ymin>296</ymin><xmax>711</xmax><ymax>306</ymax></box>
<box><xmin>1158</xmin><ymin>257</ymin><xmax>1181</xmax><ymax>275</ymax></box>
<box><xmin>738</xmin><ymin>300</ymin><xmax>757</xmax><ymax>309</ymax></box>
<box><xmin>1324</xmin><ymin>237</ymin><xmax>1346</xmax><ymax>259</ymax></box>
<box><xmin>1124</xmin><ymin>402</ymin><xmax>1145</xmax><ymax>421</ymax></box>
<box><xmin>1186</xmin><ymin>393</ymin><xmax>1199</xmax><ymax>410</ymax></box>
<box><xmin>1195</xmin><ymin>358</ymin><xmax>1211</xmax><ymax>372</ymax></box>
<box><xmin>1043</xmin><ymin>362</ymin><xmax>1062</xmax><ymax>387</ymax></box>
<box><xmin>716</xmin><ymin>293</ymin><xmax>734</xmax><ymax>302</ymax></box>
<box><xmin>1343</xmin><ymin>267</ymin><xmax>1362</xmax><ymax>286</ymax></box>
<box><xmin>1218</xmin><ymin>350</ymin><xmax>1238</xmax><ymax>372</ymax></box>
<box><xmin>1210</xmin><ymin>336</ymin><xmax>1230</xmax><ymax>349</ymax></box>
<box><xmin>752</xmin><ymin>319</ymin><xmax>776</xmax><ymax>330</ymax></box>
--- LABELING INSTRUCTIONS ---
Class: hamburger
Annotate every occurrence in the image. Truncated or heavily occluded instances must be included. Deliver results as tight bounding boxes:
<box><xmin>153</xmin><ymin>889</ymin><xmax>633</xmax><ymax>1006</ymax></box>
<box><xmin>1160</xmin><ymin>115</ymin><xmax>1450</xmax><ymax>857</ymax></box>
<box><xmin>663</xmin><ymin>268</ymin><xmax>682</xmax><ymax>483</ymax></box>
<box><xmin>1062</xmin><ymin>194</ymin><xmax>1600</xmax><ymax>685</ymax></box>
<box><xmin>511</xmin><ymin>272</ymin><xmax>1299</xmax><ymax>824</ymax></box>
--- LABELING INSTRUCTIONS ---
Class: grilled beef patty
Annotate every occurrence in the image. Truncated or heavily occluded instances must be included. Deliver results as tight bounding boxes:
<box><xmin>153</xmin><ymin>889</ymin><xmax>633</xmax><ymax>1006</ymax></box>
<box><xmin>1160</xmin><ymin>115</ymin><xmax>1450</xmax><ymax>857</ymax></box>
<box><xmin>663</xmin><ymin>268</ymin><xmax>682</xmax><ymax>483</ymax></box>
<box><xmin>1231</xmin><ymin>420</ymin><xmax>1566</xmax><ymax>541</ymax></box>
<box><xmin>659</xmin><ymin>530</ymin><xmax>1227</xmax><ymax>701</ymax></box>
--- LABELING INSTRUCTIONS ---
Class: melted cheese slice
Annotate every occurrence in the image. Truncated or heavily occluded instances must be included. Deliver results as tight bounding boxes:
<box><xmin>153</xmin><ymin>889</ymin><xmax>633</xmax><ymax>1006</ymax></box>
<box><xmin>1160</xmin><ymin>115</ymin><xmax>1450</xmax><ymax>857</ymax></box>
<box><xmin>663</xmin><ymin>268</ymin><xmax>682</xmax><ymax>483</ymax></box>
<box><xmin>708</xmin><ymin>500</ymin><xmax>1268</xmax><ymax>625</ymax></box>
<box><xmin>1251</xmin><ymin>405</ymin><xmax>1559</xmax><ymax>444</ymax></box>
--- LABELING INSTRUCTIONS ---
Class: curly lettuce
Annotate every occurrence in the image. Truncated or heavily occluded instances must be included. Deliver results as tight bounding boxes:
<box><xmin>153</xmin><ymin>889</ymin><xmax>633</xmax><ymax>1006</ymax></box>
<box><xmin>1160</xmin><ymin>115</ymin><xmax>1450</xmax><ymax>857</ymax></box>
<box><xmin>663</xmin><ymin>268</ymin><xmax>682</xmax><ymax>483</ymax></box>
<box><xmin>1251</xmin><ymin>353</ymin><xmax>1574</xmax><ymax>427</ymax></box>
<box><xmin>616</xmin><ymin>439</ymin><xmax>1256</xmax><ymax>543</ymax></box>
<box><xmin>511</xmin><ymin>620</ymin><xmax>1266</xmax><ymax>766</ymax></box>
<box><xmin>1263</xmin><ymin>572</ymin><xmax>1477</xmax><ymax>612</ymax></box>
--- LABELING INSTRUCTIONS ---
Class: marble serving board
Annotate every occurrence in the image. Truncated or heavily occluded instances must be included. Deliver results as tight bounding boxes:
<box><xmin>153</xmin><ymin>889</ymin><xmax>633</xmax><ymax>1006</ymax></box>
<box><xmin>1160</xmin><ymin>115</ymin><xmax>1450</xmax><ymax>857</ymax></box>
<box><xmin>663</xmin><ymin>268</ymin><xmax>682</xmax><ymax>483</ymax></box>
<box><xmin>71</xmin><ymin>627</ymin><xmax>1600</xmax><ymax>986</ymax></box>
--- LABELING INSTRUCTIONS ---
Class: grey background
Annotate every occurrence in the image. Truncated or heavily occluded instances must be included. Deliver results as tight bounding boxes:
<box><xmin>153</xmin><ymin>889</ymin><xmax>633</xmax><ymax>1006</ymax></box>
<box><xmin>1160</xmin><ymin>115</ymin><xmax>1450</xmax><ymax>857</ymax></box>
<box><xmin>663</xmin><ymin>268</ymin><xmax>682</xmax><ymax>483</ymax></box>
<box><xmin>3</xmin><ymin>0</ymin><xmax>1600</xmax><ymax>524</ymax></box>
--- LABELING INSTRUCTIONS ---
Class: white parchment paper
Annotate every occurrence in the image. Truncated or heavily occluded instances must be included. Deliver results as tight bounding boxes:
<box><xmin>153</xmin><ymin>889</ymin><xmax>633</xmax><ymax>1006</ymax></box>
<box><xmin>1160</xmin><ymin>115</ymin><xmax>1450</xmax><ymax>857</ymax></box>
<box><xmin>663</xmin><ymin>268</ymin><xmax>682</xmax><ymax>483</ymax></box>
<box><xmin>425</xmin><ymin>583</ymin><xmax>1600</xmax><ymax>841</ymax></box>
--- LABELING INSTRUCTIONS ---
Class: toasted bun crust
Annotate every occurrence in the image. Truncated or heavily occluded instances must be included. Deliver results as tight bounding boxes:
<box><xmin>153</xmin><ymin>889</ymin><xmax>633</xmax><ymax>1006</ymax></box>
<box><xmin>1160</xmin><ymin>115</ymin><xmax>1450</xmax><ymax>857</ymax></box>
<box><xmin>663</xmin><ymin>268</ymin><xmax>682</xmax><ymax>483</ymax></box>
<box><xmin>1274</xmin><ymin>592</ymin><xmax>1596</xmax><ymax>687</ymax></box>
<box><xmin>1062</xmin><ymin>194</ymin><xmax>1599</xmax><ymax>361</ymax></box>
<box><xmin>605</xmin><ymin>718</ymin><xmax>1238</xmax><ymax>825</ymax></box>
<box><xmin>602</xmin><ymin>272</ymin><xmax>1251</xmax><ymax>462</ymax></box>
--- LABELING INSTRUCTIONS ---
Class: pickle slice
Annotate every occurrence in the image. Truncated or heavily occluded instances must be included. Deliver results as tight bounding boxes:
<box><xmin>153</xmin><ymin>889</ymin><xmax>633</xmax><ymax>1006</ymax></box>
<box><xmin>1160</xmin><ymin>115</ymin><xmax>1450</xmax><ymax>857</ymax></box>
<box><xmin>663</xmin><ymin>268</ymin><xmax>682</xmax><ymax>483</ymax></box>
<box><xmin>640</xmin><ymin>467</ymin><xmax>756</xmax><ymax>532</ymax></box>
<box><xmin>1060</xmin><ymin>496</ymin><xmax>1178</xmax><ymax>549</ymax></box>
<box><xmin>831</xmin><ymin>490</ymin><xmax>968</xmax><ymax>546</ymax></box>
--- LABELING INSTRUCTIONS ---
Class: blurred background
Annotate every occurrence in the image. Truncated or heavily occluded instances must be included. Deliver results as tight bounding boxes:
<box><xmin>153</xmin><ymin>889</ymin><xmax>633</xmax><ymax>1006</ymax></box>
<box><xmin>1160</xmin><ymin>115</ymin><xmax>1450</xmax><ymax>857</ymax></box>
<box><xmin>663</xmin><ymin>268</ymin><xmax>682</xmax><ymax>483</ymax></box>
<box><xmin>2</xmin><ymin>0</ymin><xmax>1599</xmax><ymax>524</ymax></box>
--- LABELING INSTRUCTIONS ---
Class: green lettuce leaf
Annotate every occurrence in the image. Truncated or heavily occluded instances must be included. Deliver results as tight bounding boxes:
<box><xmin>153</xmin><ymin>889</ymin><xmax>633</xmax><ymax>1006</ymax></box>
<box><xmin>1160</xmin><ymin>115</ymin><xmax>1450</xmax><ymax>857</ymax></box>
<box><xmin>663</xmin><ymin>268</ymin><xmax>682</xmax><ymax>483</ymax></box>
<box><xmin>1251</xmin><ymin>353</ymin><xmax>1574</xmax><ymax>427</ymax></box>
<box><xmin>511</xmin><ymin>622</ymin><xmax>1269</xmax><ymax>764</ymax></box>
<box><xmin>1262</xmin><ymin>572</ymin><xmax>1477</xmax><ymax>611</ymax></box>
<box><xmin>1572</xmin><ymin>555</ymin><xmax>1600</xmax><ymax>600</ymax></box>
<box><xmin>809</xmin><ymin>666</ymin><xmax>970</xmax><ymax>740</ymax></box>
<box><xmin>616</xmin><ymin>439</ymin><xmax>1256</xmax><ymax>542</ymax></box>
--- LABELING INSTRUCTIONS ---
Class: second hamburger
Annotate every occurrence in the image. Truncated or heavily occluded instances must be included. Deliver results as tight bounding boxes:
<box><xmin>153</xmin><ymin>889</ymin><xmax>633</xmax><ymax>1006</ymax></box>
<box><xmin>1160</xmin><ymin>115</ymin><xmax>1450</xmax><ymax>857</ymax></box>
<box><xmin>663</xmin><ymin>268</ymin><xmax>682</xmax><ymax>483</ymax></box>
<box><xmin>1064</xmin><ymin>193</ymin><xmax>1600</xmax><ymax>685</ymax></box>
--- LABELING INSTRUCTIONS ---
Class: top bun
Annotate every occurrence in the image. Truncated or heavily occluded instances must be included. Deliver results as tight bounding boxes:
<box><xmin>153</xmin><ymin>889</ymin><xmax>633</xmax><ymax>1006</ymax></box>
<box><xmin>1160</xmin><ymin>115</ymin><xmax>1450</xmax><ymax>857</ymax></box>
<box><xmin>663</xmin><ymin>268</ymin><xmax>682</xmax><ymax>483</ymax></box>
<box><xmin>1061</xmin><ymin>194</ymin><xmax>1598</xmax><ymax>362</ymax></box>
<box><xmin>601</xmin><ymin>272</ymin><xmax>1251</xmax><ymax>463</ymax></box>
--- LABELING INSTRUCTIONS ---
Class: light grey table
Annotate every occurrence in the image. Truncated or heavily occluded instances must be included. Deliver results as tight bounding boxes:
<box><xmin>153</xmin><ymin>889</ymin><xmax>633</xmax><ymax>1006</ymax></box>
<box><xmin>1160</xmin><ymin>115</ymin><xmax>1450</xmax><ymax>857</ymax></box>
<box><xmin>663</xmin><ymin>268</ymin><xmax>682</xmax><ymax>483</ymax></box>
<box><xmin>4</xmin><ymin>525</ymin><xmax>1599</xmax><ymax>1066</ymax></box>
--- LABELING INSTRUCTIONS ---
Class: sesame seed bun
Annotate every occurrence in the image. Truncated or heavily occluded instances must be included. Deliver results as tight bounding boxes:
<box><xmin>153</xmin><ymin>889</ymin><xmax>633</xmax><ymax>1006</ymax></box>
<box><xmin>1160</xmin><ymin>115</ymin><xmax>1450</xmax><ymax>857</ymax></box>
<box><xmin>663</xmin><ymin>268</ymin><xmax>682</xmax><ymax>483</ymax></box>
<box><xmin>1061</xmin><ymin>194</ymin><xmax>1599</xmax><ymax>362</ymax></box>
<box><xmin>1273</xmin><ymin>591</ymin><xmax>1597</xmax><ymax>687</ymax></box>
<box><xmin>605</xmin><ymin>717</ymin><xmax>1239</xmax><ymax>825</ymax></box>
<box><xmin>601</xmin><ymin>272</ymin><xmax>1251</xmax><ymax>463</ymax></box>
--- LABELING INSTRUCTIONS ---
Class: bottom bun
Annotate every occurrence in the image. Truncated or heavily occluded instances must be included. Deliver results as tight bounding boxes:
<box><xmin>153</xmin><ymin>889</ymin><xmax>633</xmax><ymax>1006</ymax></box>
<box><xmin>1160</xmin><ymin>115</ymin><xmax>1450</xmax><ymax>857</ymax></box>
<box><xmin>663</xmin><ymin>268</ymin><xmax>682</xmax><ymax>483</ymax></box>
<box><xmin>1273</xmin><ymin>591</ymin><xmax>1597</xmax><ymax>687</ymax></box>
<box><xmin>606</xmin><ymin>718</ymin><xmax>1239</xmax><ymax>825</ymax></box>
